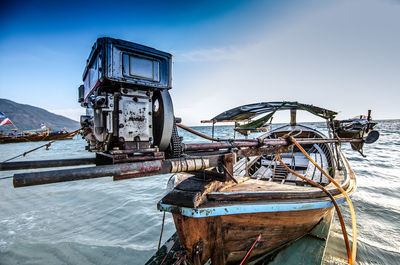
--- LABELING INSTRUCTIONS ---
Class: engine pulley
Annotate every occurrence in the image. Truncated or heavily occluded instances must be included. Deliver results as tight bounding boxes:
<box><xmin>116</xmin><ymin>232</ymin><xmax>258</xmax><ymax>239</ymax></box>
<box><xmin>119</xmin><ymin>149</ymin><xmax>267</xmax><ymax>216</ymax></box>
<box><xmin>152</xmin><ymin>90</ymin><xmax>175</xmax><ymax>151</ymax></box>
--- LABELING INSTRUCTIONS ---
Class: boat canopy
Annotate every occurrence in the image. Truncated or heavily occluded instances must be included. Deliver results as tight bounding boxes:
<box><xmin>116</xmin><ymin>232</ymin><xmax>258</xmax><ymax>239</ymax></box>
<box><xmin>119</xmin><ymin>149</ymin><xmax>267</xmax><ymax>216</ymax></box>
<box><xmin>203</xmin><ymin>102</ymin><xmax>337</xmax><ymax>129</ymax></box>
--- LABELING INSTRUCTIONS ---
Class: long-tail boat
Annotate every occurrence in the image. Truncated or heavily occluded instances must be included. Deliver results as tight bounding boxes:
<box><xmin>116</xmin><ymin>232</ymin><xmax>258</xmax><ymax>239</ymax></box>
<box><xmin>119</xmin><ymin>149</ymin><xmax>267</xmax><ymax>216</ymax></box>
<box><xmin>157</xmin><ymin>102</ymin><xmax>378</xmax><ymax>264</ymax></box>
<box><xmin>0</xmin><ymin>129</ymin><xmax>79</xmax><ymax>144</ymax></box>
<box><xmin>0</xmin><ymin>39</ymin><xmax>380</xmax><ymax>265</ymax></box>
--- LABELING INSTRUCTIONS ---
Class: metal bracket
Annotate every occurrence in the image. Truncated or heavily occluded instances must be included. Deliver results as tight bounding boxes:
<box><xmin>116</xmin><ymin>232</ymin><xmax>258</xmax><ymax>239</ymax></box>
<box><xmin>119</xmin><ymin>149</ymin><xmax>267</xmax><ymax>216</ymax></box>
<box><xmin>193</xmin><ymin>239</ymin><xmax>203</xmax><ymax>265</ymax></box>
<box><xmin>95</xmin><ymin>150</ymin><xmax>164</xmax><ymax>165</ymax></box>
<box><xmin>222</xmin><ymin>153</ymin><xmax>238</xmax><ymax>183</ymax></box>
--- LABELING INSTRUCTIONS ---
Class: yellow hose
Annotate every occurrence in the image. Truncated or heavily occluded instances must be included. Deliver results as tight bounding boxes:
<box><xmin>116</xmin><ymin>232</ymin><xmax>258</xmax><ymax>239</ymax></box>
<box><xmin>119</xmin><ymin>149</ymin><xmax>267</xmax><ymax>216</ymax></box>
<box><xmin>276</xmin><ymin>154</ymin><xmax>352</xmax><ymax>263</ymax></box>
<box><xmin>289</xmin><ymin>136</ymin><xmax>357</xmax><ymax>264</ymax></box>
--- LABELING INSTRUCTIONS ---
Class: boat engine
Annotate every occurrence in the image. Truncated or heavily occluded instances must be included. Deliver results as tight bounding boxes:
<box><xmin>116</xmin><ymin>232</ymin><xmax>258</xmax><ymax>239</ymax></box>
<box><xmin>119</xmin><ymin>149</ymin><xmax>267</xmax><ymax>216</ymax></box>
<box><xmin>333</xmin><ymin>111</ymin><xmax>379</xmax><ymax>154</ymax></box>
<box><xmin>78</xmin><ymin>37</ymin><xmax>181</xmax><ymax>162</ymax></box>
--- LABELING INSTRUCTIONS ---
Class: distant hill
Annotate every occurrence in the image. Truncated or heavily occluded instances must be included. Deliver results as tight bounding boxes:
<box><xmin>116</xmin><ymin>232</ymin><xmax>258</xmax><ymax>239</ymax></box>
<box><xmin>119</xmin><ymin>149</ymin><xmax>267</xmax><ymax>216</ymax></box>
<box><xmin>0</xmin><ymin>98</ymin><xmax>80</xmax><ymax>131</ymax></box>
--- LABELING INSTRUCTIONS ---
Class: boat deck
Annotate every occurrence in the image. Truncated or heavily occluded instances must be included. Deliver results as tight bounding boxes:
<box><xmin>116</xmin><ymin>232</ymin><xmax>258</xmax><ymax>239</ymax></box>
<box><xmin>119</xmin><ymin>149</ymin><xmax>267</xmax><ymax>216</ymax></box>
<box><xmin>159</xmin><ymin>149</ymin><xmax>354</xmax><ymax>216</ymax></box>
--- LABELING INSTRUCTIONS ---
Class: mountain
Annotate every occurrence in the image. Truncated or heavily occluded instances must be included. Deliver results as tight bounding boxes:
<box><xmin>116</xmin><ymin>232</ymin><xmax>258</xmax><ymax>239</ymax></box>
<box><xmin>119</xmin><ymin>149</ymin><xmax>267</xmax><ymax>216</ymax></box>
<box><xmin>0</xmin><ymin>98</ymin><xmax>80</xmax><ymax>131</ymax></box>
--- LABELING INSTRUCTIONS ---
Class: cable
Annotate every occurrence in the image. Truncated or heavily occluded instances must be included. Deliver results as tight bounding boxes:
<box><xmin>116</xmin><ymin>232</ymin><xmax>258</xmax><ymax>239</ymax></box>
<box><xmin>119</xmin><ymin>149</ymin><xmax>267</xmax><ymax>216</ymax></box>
<box><xmin>176</xmin><ymin>123</ymin><xmax>218</xmax><ymax>141</ymax></box>
<box><xmin>289</xmin><ymin>136</ymin><xmax>357</xmax><ymax>264</ymax></box>
<box><xmin>160</xmin><ymin>238</ymin><xmax>178</xmax><ymax>265</ymax></box>
<box><xmin>158</xmin><ymin>212</ymin><xmax>166</xmax><ymax>250</ymax></box>
<box><xmin>2</xmin><ymin>141</ymin><xmax>55</xmax><ymax>162</ymax></box>
<box><xmin>276</xmin><ymin>154</ymin><xmax>353</xmax><ymax>264</ymax></box>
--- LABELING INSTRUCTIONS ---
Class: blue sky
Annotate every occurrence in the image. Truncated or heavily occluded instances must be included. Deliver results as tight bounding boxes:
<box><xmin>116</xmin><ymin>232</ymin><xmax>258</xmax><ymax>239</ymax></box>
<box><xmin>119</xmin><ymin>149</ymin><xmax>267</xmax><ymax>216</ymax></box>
<box><xmin>1</xmin><ymin>0</ymin><xmax>399</xmax><ymax>125</ymax></box>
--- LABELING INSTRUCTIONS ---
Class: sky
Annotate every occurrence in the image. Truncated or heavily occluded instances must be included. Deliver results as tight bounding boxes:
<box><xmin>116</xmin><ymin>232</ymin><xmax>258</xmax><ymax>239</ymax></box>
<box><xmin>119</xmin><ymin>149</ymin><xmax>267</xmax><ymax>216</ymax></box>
<box><xmin>0</xmin><ymin>0</ymin><xmax>399</xmax><ymax>125</ymax></box>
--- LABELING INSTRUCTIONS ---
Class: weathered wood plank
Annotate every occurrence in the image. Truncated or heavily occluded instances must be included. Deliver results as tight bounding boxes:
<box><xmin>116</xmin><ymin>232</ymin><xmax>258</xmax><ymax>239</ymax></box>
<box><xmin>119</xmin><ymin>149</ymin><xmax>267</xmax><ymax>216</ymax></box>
<box><xmin>162</xmin><ymin>175</ymin><xmax>232</xmax><ymax>207</ymax></box>
<box><xmin>171</xmin><ymin>207</ymin><xmax>331</xmax><ymax>264</ymax></box>
<box><xmin>234</xmin><ymin>156</ymin><xmax>260</xmax><ymax>178</ymax></box>
<box><xmin>161</xmin><ymin>190</ymin><xmax>203</xmax><ymax>208</ymax></box>
<box><xmin>174</xmin><ymin>177</ymin><xmax>212</xmax><ymax>192</ymax></box>
<box><xmin>266</xmin><ymin>208</ymin><xmax>334</xmax><ymax>265</ymax></box>
<box><xmin>146</xmin><ymin>208</ymin><xmax>335</xmax><ymax>265</ymax></box>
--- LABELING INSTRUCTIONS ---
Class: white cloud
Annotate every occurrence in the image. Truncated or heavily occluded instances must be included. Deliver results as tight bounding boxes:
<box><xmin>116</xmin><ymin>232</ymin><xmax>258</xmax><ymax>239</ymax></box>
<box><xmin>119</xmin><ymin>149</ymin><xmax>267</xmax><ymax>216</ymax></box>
<box><xmin>49</xmin><ymin>108</ymin><xmax>84</xmax><ymax>122</ymax></box>
<box><xmin>172</xmin><ymin>0</ymin><xmax>400</xmax><ymax>125</ymax></box>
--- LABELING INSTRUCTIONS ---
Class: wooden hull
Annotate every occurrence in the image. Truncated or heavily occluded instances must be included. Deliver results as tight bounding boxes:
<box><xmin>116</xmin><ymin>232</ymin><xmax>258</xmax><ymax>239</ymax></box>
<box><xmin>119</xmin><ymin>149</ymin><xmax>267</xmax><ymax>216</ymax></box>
<box><xmin>0</xmin><ymin>131</ymin><xmax>78</xmax><ymax>144</ymax></box>
<box><xmin>172</xmin><ymin>207</ymin><xmax>332</xmax><ymax>264</ymax></box>
<box><xmin>159</xmin><ymin>125</ymin><xmax>357</xmax><ymax>264</ymax></box>
<box><xmin>147</xmin><ymin>208</ymin><xmax>335</xmax><ymax>265</ymax></box>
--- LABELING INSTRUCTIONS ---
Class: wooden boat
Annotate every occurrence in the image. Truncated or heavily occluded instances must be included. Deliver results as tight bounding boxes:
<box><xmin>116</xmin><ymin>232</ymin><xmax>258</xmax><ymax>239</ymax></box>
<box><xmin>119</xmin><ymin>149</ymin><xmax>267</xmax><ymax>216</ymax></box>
<box><xmin>0</xmin><ymin>129</ymin><xmax>79</xmax><ymax>144</ymax></box>
<box><xmin>157</xmin><ymin>102</ymin><xmax>372</xmax><ymax>264</ymax></box>
<box><xmin>146</xmin><ymin>208</ymin><xmax>335</xmax><ymax>264</ymax></box>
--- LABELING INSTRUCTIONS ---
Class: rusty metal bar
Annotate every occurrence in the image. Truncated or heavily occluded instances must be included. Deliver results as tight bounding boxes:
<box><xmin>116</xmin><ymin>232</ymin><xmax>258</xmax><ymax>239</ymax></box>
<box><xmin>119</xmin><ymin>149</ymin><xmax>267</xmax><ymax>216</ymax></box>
<box><xmin>13</xmin><ymin>155</ymin><xmax>223</xmax><ymax>188</ymax></box>
<box><xmin>0</xmin><ymin>158</ymin><xmax>96</xmax><ymax>171</ymax></box>
<box><xmin>183</xmin><ymin>141</ymin><xmax>260</xmax><ymax>151</ymax></box>
<box><xmin>183</xmin><ymin>138</ymin><xmax>362</xmax><ymax>151</ymax></box>
<box><xmin>11</xmin><ymin>137</ymin><xmax>363</xmax><ymax>188</ymax></box>
<box><xmin>13</xmin><ymin>160</ymin><xmax>163</xmax><ymax>187</ymax></box>
<box><xmin>290</xmin><ymin>138</ymin><xmax>363</xmax><ymax>145</ymax></box>
<box><xmin>200</xmin><ymin>119</ymin><xmax>251</xmax><ymax>123</ymax></box>
<box><xmin>176</xmin><ymin>123</ymin><xmax>217</xmax><ymax>141</ymax></box>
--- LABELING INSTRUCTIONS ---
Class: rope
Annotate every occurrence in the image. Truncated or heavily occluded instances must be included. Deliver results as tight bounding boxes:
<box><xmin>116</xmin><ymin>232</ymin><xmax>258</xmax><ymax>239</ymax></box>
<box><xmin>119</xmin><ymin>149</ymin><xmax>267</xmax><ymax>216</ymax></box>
<box><xmin>289</xmin><ymin>136</ymin><xmax>357</xmax><ymax>264</ymax></box>
<box><xmin>176</xmin><ymin>123</ymin><xmax>218</xmax><ymax>141</ymax></box>
<box><xmin>276</xmin><ymin>154</ymin><xmax>352</xmax><ymax>264</ymax></box>
<box><xmin>158</xmin><ymin>212</ymin><xmax>166</xmax><ymax>250</ymax></box>
<box><xmin>160</xmin><ymin>238</ymin><xmax>178</xmax><ymax>265</ymax></box>
<box><xmin>239</xmin><ymin>233</ymin><xmax>262</xmax><ymax>265</ymax></box>
<box><xmin>0</xmin><ymin>176</ymin><xmax>12</xmax><ymax>180</ymax></box>
<box><xmin>2</xmin><ymin>141</ymin><xmax>55</xmax><ymax>162</ymax></box>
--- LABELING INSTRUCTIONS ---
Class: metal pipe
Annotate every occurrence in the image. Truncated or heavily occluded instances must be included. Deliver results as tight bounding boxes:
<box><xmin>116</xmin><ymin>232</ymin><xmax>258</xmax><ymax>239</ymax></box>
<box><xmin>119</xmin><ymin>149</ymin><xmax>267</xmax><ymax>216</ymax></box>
<box><xmin>176</xmin><ymin>123</ymin><xmax>217</xmax><ymax>141</ymax></box>
<box><xmin>183</xmin><ymin>141</ymin><xmax>260</xmax><ymax>151</ymax></box>
<box><xmin>13</xmin><ymin>160</ymin><xmax>163</xmax><ymax>187</ymax></box>
<box><xmin>13</xmin><ymin>155</ymin><xmax>223</xmax><ymax>187</ymax></box>
<box><xmin>183</xmin><ymin>138</ymin><xmax>362</xmax><ymax>151</ymax></box>
<box><xmin>290</xmin><ymin>138</ymin><xmax>363</xmax><ymax>145</ymax></box>
<box><xmin>11</xmin><ymin>137</ymin><xmax>364</xmax><ymax>187</ymax></box>
<box><xmin>4</xmin><ymin>138</ymin><xmax>362</xmax><ymax>172</ymax></box>
<box><xmin>0</xmin><ymin>158</ymin><xmax>96</xmax><ymax>171</ymax></box>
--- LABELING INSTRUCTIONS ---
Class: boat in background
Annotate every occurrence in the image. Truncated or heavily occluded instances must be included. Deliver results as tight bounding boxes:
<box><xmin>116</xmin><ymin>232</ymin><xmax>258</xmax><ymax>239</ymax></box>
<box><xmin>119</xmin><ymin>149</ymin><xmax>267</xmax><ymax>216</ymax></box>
<box><xmin>0</xmin><ymin>128</ymin><xmax>79</xmax><ymax>144</ymax></box>
<box><xmin>0</xmin><ymin>112</ymin><xmax>79</xmax><ymax>144</ymax></box>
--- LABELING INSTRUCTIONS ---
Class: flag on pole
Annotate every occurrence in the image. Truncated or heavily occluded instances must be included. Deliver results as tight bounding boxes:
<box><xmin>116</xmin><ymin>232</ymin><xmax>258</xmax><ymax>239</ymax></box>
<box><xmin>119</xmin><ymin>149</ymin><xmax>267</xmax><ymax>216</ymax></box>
<box><xmin>0</xmin><ymin>112</ymin><xmax>13</xmax><ymax>126</ymax></box>
<box><xmin>40</xmin><ymin>122</ymin><xmax>47</xmax><ymax>129</ymax></box>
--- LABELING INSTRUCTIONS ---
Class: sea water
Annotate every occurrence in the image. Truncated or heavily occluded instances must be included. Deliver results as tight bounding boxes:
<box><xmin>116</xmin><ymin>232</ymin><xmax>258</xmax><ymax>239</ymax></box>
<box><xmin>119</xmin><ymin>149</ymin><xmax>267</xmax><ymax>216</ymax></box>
<box><xmin>0</xmin><ymin>120</ymin><xmax>399</xmax><ymax>265</ymax></box>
